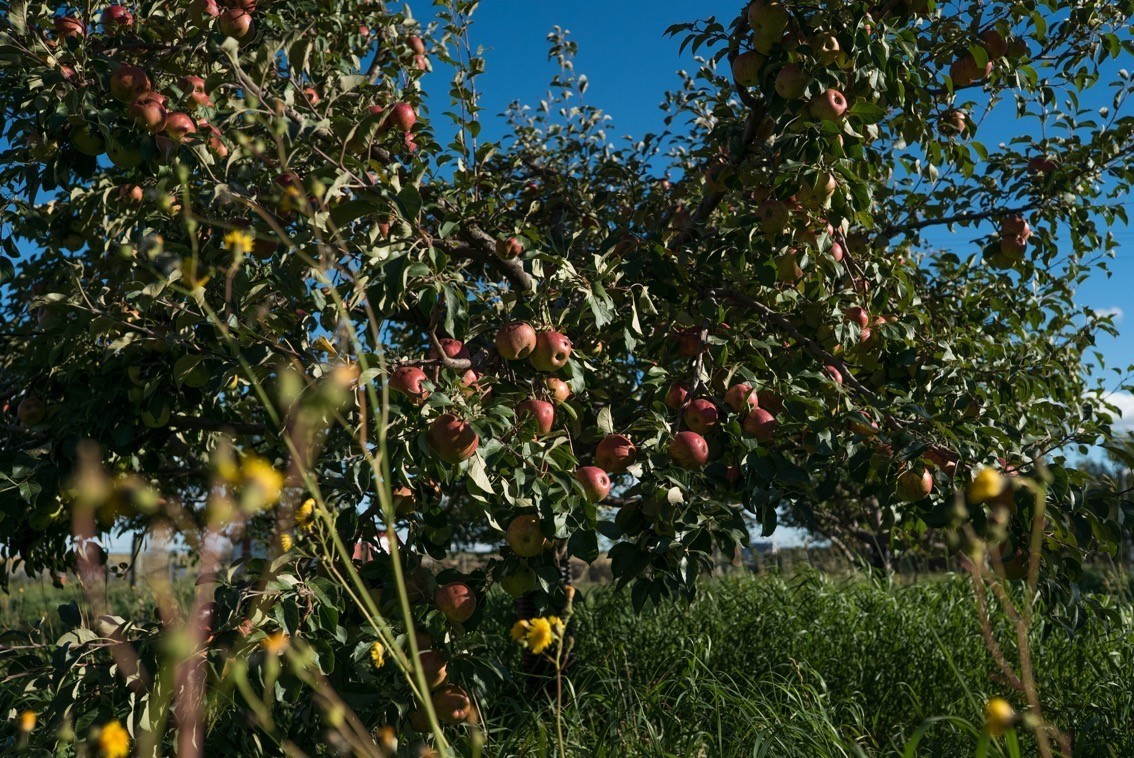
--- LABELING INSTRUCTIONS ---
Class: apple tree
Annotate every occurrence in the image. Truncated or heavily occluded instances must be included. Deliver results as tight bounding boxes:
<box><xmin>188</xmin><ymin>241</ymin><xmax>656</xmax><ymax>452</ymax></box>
<box><xmin>0</xmin><ymin>0</ymin><xmax>1132</xmax><ymax>751</ymax></box>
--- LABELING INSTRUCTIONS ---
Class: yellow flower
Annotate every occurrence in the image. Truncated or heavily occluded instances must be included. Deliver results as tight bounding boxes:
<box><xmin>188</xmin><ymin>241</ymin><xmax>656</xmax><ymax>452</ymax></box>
<box><xmin>968</xmin><ymin>468</ymin><xmax>1007</xmax><ymax>505</ymax></box>
<box><xmin>525</xmin><ymin>617</ymin><xmax>554</xmax><ymax>654</ymax></box>
<box><xmin>370</xmin><ymin>641</ymin><xmax>386</xmax><ymax>669</ymax></box>
<box><xmin>984</xmin><ymin>697</ymin><xmax>1015</xmax><ymax>736</ymax></box>
<box><xmin>296</xmin><ymin>498</ymin><xmax>316</xmax><ymax>530</ymax></box>
<box><xmin>262</xmin><ymin>631</ymin><xmax>290</xmax><ymax>655</ymax></box>
<box><xmin>98</xmin><ymin>720</ymin><xmax>130</xmax><ymax>758</ymax></box>
<box><xmin>224</xmin><ymin>229</ymin><xmax>254</xmax><ymax>255</ymax></box>
<box><xmin>510</xmin><ymin>619</ymin><xmax>529</xmax><ymax>642</ymax></box>
<box><xmin>278</xmin><ymin>533</ymin><xmax>293</xmax><ymax>552</ymax></box>
<box><xmin>19</xmin><ymin>710</ymin><xmax>36</xmax><ymax>732</ymax></box>
<box><xmin>241</xmin><ymin>456</ymin><xmax>284</xmax><ymax>506</ymax></box>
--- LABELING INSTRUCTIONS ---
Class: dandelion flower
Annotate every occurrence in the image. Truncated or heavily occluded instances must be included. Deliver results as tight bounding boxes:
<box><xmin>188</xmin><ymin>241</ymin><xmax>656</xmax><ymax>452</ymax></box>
<box><xmin>968</xmin><ymin>468</ymin><xmax>1007</xmax><ymax>504</ymax></box>
<box><xmin>19</xmin><ymin>710</ymin><xmax>36</xmax><ymax>732</ymax></box>
<box><xmin>984</xmin><ymin>697</ymin><xmax>1015</xmax><ymax>736</ymax></box>
<box><xmin>98</xmin><ymin>720</ymin><xmax>130</xmax><ymax>758</ymax></box>
<box><xmin>224</xmin><ymin>229</ymin><xmax>254</xmax><ymax>255</ymax></box>
<box><xmin>262</xmin><ymin>631</ymin><xmax>290</xmax><ymax>655</ymax></box>
<box><xmin>525</xmin><ymin>617</ymin><xmax>554</xmax><ymax>654</ymax></box>
<box><xmin>509</xmin><ymin>619</ymin><xmax>529</xmax><ymax>642</ymax></box>
<box><xmin>370</xmin><ymin>641</ymin><xmax>386</xmax><ymax>669</ymax></box>
<box><xmin>278</xmin><ymin>533</ymin><xmax>293</xmax><ymax>552</ymax></box>
<box><xmin>296</xmin><ymin>498</ymin><xmax>316</xmax><ymax>530</ymax></box>
<box><xmin>241</xmin><ymin>456</ymin><xmax>284</xmax><ymax>505</ymax></box>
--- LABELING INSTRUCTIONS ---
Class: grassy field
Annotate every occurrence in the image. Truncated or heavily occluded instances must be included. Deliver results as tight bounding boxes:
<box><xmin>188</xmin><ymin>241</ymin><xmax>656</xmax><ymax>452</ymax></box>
<box><xmin>475</xmin><ymin>570</ymin><xmax>1134</xmax><ymax>757</ymax></box>
<box><xmin>2</xmin><ymin>568</ymin><xmax>1131</xmax><ymax>756</ymax></box>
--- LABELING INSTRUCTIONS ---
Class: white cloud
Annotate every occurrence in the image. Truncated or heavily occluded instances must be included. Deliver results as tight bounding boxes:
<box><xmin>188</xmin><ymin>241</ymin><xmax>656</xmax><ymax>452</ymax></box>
<box><xmin>1094</xmin><ymin>307</ymin><xmax>1124</xmax><ymax>322</ymax></box>
<box><xmin>1104</xmin><ymin>391</ymin><xmax>1134</xmax><ymax>431</ymax></box>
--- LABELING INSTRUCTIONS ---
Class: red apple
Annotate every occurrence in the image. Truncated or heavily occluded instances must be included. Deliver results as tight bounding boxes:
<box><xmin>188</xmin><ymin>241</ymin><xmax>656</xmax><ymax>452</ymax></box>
<box><xmin>669</xmin><ymin>431</ymin><xmax>709</xmax><ymax>469</ymax></box>
<box><xmin>427</xmin><ymin>413</ymin><xmax>479</xmax><ymax>464</ymax></box>
<box><xmin>999</xmin><ymin>215</ymin><xmax>1031</xmax><ymax>240</ymax></box>
<box><xmin>529</xmin><ymin>330</ymin><xmax>572</xmax><ymax>371</ymax></box>
<box><xmin>164</xmin><ymin>112</ymin><xmax>197</xmax><ymax>142</ymax></box>
<box><xmin>895</xmin><ymin>467</ymin><xmax>933</xmax><ymax>502</ymax></box>
<box><xmin>674</xmin><ymin>327</ymin><xmax>703</xmax><ymax>357</ymax></box>
<box><xmin>110</xmin><ymin>64</ymin><xmax>151</xmax><ymax>103</ymax></box>
<box><xmin>129</xmin><ymin>93</ymin><xmax>168</xmax><ymax>133</ymax></box>
<box><xmin>823</xmin><ymin>365</ymin><xmax>843</xmax><ymax>385</ymax></box>
<box><xmin>17</xmin><ymin>396</ymin><xmax>46</xmax><ymax>427</ymax></box>
<box><xmin>664</xmin><ymin>382</ymin><xmax>691</xmax><ymax>410</ymax></box>
<box><xmin>431</xmin><ymin>685</ymin><xmax>471</xmax><ymax>724</ymax></box>
<box><xmin>595</xmin><ymin>434</ymin><xmax>636</xmax><ymax>473</ymax></box>
<box><xmin>54</xmin><ymin>15</ymin><xmax>85</xmax><ymax>38</ymax></box>
<box><xmin>429</xmin><ymin>337</ymin><xmax>470</xmax><ymax>363</ymax></box>
<box><xmin>940</xmin><ymin>108</ymin><xmax>967</xmax><ymax>136</ymax></box>
<box><xmin>417</xmin><ymin>649</ymin><xmax>448</xmax><ymax>689</ymax></box>
<box><xmin>683</xmin><ymin>398</ymin><xmax>719</xmax><ymax>434</ymax></box>
<box><xmin>389</xmin><ymin>366</ymin><xmax>430</xmax><ymax>404</ymax></box>
<box><xmin>545</xmin><ymin>377</ymin><xmax>571</xmax><ymax>403</ymax></box>
<box><xmin>408</xmin><ymin>35</ymin><xmax>426</xmax><ymax>54</ymax></box>
<box><xmin>506</xmin><ymin>514</ymin><xmax>547</xmax><ymax>557</ymax></box>
<box><xmin>517</xmin><ymin>398</ymin><xmax>555</xmax><ymax>436</ymax></box>
<box><xmin>724</xmin><ymin>382</ymin><xmax>759</xmax><ymax>413</ymax></box>
<box><xmin>495</xmin><ymin>321</ymin><xmax>536</xmax><ymax>360</ymax></box>
<box><xmin>950</xmin><ymin>54</ymin><xmax>992</xmax><ymax>87</ymax></box>
<box><xmin>1027</xmin><ymin>155</ymin><xmax>1057</xmax><ymax>174</ymax></box>
<box><xmin>757</xmin><ymin>390</ymin><xmax>783</xmax><ymax>413</ymax></box>
<box><xmin>844</xmin><ymin>306</ymin><xmax>869</xmax><ymax>328</ymax></box>
<box><xmin>302</xmin><ymin>87</ymin><xmax>320</xmax><ymax>106</ymax></box>
<box><xmin>756</xmin><ymin>199</ymin><xmax>791</xmax><ymax>235</ymax></box>
<box><xmin>434</xmin><ymin>582</ymin><xmax>476</xmax><ymax>623</ymax></box>
<box><xmin>389</xmin><ymin>102</ymin><xmax>416</xmax><ymax>132</ymax></box>
<box><xmin>103</xmin><ymin>5</ymin><xmax>134</xmax><ymax>29</ymax></box>
<box><xmin>190</xmin><ymin>0</ymin><xmax>220</xmax><ymax>21</ymax></box>
<box><xmin>809</xmin><ymin>88</ymin><xmax>848</xmax><ymax>120</ymax></box>
<box><xmin>774</xmin><ymin>64</ymin><xmax>809</xmax><ymax>99</ymax></box>
<box><xmin>496</xmin><ymin>236</ymin><xmax>523</xmax><ymax>259</ymax></box>
<box><xmin>981</xmin><ymin>29</ymin><xmax>1008</xmax><ymax>60</ymax></box>
<box><xmin>178</xmin><ymin>76</ymin><xmax>213</xmax><ymax>109</ymax></box>
<box><xmin>218</xmin><ymin>8</ymin><xmax>253</xmax><ymax>38</ymax></box>
<box><xmin>576</xmin><ymin>466</ymin><xmax>611</xmax><ymax>502</ymax></box>
<box><xmin>742</xmin><ymin>408</ymin><xmax>776</xmax><ymax>442</ymax></box>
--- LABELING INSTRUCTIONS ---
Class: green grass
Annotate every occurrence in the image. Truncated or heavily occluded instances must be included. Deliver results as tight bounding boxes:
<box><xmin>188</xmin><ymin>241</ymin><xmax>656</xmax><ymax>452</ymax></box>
<box><xmin>475</xmin><ymin>570</ymin><xmax>1134</xmax><ymax>757</ymax></box>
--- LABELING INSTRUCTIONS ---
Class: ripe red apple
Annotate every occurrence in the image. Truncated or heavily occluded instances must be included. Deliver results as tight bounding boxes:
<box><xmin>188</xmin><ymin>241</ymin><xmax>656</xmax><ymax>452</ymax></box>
<box><xmin>529</xmin><ymin>330</ymin><xmax>572</xmax><ymax>371</ymax></box>
<box><xmin>495</xmin><ymin>321</ymin><xmax>536</xmax><ymax>360</ymax></box>
<box><xmin>197</xmin><ymin>120</ymin><xmax>228</xmax><ymax>158</ymax></box>
<box><xmin>164</xmin><ymin>112</ymin><xmax>197</xmax><ymax>142</ymax></box>
<box><xmin>54</xmin><ymin>15</ymin><xmax>85</xmax><ymax>38</ymax></box>
<box><xmin>190</xmin><ymin>0</ymin><xmax>220</xmax><ymax>21</ymax></box>
<box><xmin>731</xmin><ymin>51</ymin><xmax>765</xmax><ymax>87</ymax></box>
<box><xmin>981</xmin><ymin>29</ymin><xmax>1008</xmax><ymax>60</ymax></box>
<box><xmin>408</xmin><ymin>34</ymin><xmax>426</xmax><ymax>54</ymax></box>
<box><xmin>218</xmin><ymin>8</ymin><xmax>253</xmax><ymax>38</ymax></box>
<box><xmin>664</xmin><ymin>382</ymin><xmax>690</xmax><ymax>410</ymax></box>
<box><xmin>724</xmin><ymin>382</ymin><xmax>759</xmax><ymax>413</ymax></box>
<box><xmin>844</xmin><ymin>306</ymin><xmax>869</xmax><ymax>328</ymax></box>
<box><xmin>742</xmin><ymin>408</ymin><xmax>776</xmax><ymax>442</ymax></box>
<box><xmin>432</xmin><ymin>685</ymin><xmax>471</xmax><ymax>724</ymax></box>
<box><xmin>823</xmin><ymin>365</ymin><xmax>843</xmax><ymax>385</ymax></box>
<box><xmin>809</xmin><ymin>88</ymin><xmax>848</xmax><ymax>120</ymax></box>
<box><xmin>999</xmin><ymin>215</ymin><xmax>1031</xmax><ymax>240</ymax></box>
<box><xmin>748</xmin><ymin>1</ymin><xmax>789</xmax><ymax>54</ymax></box>
<box><xmin>756</xmin><ymin>199</ymin><xmax>791</xmax><ymax>235</ymax></box>
<box><xmin>997</xmin><ymin>235</ymin><xmax>1027</xmax><ymax>264</ymax></box>
<box><xmin>103</xmin><ymin>5</ymin><xmax>134</xmax><ymax>29</ymax></box>
<box><xmin>389</xmin><ymin>102</ymin><xmax>416</xmax><ymax>132</ymax></box>
<box><xmin>848</xmin><ymin>414</ymin><xmax>879</xmax><ymax>436</ymax></box>
<box><xmin>797</xmin><ymin>172</ymin><xmax>837</xmax><ymax>208</ymax></box>
<box><xmin>545</xmin><ymin>377</ymin><xmax>571</xmax><ymax>403</ymax></box>
<box><xmin>895</xmin><ymin>467</ymin><xmax>933</xmax><ymax>502</ymax></box>
<box><xmin>774</xmin><ymin>64</ymin><xmax>809</xmax><ymax>99</ymax></box>
<box><xmin>429</xmin><ymin>337</ymin><xmax>470</xmax><ymax>364</ymax></box>
<box><xmin>1027</xmin><ymin>155</ymin><xmax>1057</xmax><ymax>174</ymax></box>
<box><xmin>110</xmin><ymin>64</ymin><xmax>151</xmax><ymax>103</ymax></box>
<box><xmin>673</xmin><ymin>327</ymin><xmax>703</xmax><ymax>357</ymax></box>
<box><xmin>506</xmin><ymin>514</ymin><xmax>547</xmax><ymax>557</ymax></box>
<box><xmin>434</xmin><ymin>582</ymin><xmax>476</xmax><ymax>623</ymax></box>
<box><xmin>17</xmin><ymin>396</ymin><xmax>46</xmax><ymax>427</ymax></box>
<box><xmin>576</xmin><ymin>466</ymin><xmax>611</xmax><ymax>503</ymax></box>
<box><xmin>517</xmin><ymin>398</ymin><xmax>555</xmax><ymax>436</ymax></box>
<box><xmin>940</xmin><ymin>108</ymin><xmax>967</xmax><ymax>136</ymax></box>
<box><xmin>811</xmin><ymin>32</ymin><xmax>840</xmax><ymax>65</ymax></box>
<box><xmin>683</xmin><ymin>398</ymin><xmax>719</xmax><ymax>434</ymax></box>
<box><xmin>427</xmin><ymin>413</ymin><xmax>479</xmax><ymax>464</ymax></box>
<box><xmin>302</xmin><ymin>87</ymin><xmax>320</xmax><ymax>106</ymax></box>
<box><xmin>595</xmin><ymin>434</ymin><xmax>636</xmax><ymax>473</ymax></box>
<box><xmin>496</xmin><ymin>236</ymin><xmax>523</xmax><ymax>259</ymax></box>
<box><xmin>175</xmin><ymin>76</ymin><xmax>211</xmax><ymax>109</ymax></box>
<box><xmin>669</xmin><ymin>431</ymin><xmax>709</xmax><ymax>469</ymax></box>
<box><xmin>129</xmin><ymin>93</ymin><xmax>168</xmax><ymax>133</ymax></box>
<box><xmin>417</xmin><ymin>649</ymin><xmax>448</xmax><ymax>689</ymax></box>
<box><xmin>950</xmin><ymin>54</ymin><xmax>992</xmax><ymax>87</ymax></box>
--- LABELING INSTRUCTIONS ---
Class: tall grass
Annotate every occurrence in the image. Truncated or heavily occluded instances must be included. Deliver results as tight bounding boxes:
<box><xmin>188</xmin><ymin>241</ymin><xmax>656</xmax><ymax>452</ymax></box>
<box><xmin>476</xmin><ymin>570</ymin><xmax>1134</xmax><ymax>756</ymax></box>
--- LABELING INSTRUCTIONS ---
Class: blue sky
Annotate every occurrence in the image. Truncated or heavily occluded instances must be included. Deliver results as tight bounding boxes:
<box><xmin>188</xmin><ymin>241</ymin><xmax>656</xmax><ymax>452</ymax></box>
<box><xmin>416</xmin><ymin>1</ymin><xmax>1134</xmax><ymax>436</ymax></box>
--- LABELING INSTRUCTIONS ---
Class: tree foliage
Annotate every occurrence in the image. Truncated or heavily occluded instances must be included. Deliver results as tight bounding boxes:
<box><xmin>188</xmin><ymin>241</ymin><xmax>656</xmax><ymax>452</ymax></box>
<box><xmin>0</xmin><ymin>0</ymin><xmax>1132</xmax><ymax>750</ymax></box>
